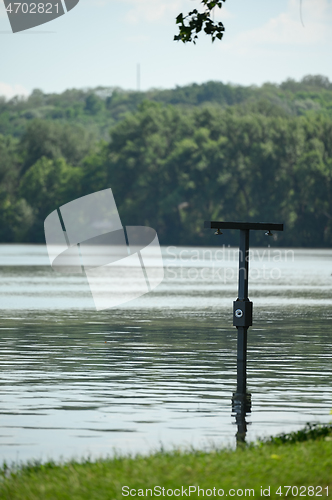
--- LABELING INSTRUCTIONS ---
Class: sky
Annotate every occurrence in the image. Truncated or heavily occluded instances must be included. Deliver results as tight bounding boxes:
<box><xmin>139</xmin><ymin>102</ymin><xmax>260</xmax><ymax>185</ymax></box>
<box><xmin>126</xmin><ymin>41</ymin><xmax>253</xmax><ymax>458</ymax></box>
<box><xmin>1</xmin><ymin>0</ymin><xmax>332</xmax><ymax>99</ymax></box>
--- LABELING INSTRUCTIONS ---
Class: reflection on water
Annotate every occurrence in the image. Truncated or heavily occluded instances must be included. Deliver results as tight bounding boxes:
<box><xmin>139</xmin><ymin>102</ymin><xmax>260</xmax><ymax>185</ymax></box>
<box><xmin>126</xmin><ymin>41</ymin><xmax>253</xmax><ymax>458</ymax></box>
<box><xmin>0</xmin><ymin>246</ymin><xmax>331</xmax><ymax>463</ymax></box>
<box><xmin>232</xmin><ymin>392</ymin><xmax>251</xmax><ymax>445</ymax></box>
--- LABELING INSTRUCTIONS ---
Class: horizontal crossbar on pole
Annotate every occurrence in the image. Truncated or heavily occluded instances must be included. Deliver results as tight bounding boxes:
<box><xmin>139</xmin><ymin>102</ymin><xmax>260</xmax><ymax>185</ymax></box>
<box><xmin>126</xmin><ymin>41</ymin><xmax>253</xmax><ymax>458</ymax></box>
<box><xmin>204</xmin><ymin>221</ymin><xmax>284</xmax><ymax>231</ymax></box>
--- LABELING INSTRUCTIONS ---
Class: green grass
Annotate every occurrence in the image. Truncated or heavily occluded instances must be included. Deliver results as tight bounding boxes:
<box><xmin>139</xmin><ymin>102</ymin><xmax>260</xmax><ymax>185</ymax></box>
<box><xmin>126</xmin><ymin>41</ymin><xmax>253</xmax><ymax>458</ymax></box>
<box><xmin>1</xmin><ymin>425</ymin><xmax>332</xmax><ymax>500</ymax></box>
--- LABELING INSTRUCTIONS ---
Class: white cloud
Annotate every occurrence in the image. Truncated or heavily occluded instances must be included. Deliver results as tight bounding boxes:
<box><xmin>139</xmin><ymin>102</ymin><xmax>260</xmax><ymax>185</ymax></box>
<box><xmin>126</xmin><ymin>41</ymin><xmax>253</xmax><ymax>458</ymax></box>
<box><xmin>0</xmin><ymin>82</ymin><xmax>29</xmax><ymax>100</ymax></box>
<box><xmin>85</xmin><ymin>0</ymin><xmax>232</xmax><ymax>25</ymax></box>
<box><xmin>124</xmin><ymin>0</ymin><xmax>233</xmax><ymax>25</ymax></box>
<box><xmin>210</xmin><ymin>4</ymin><xmax>233</xmax><ymax>21</ymax></box>
<box><xmin>87</xmin><ymin>0</ymin><xmax>183</xmax><ymax>13</ymax></box>
<box><xmin>124</xmin><ymin>0</ymin><xmax>184</xmax><ymax>24</ymax></box>
<box><xmin>224</xmin><ymin>0</ymin><xmax>332</xmax><ymax>54</ymax></box>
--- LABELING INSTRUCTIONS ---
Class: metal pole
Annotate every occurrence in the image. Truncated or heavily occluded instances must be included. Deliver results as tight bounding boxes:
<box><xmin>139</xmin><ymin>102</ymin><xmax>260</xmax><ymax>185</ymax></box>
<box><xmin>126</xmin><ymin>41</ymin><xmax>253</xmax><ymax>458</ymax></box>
<box><xmin>232</xmin><ymin>230</ymin><xmax>251</xmax><ymax>444</ymax></box>
<box><xmin>237</xmin><ymin>327</ymin><xmax>247</xmax><ymax>394</ymax></box>
<box><xmin>237</xmin><ymin>229</ymin><xmax>249</xmax><ymax>394</ymax></box>
<box><xmin>204</xmin><ymin>220</ymin><xmax>283</xmax><ymax>445</ymax></box>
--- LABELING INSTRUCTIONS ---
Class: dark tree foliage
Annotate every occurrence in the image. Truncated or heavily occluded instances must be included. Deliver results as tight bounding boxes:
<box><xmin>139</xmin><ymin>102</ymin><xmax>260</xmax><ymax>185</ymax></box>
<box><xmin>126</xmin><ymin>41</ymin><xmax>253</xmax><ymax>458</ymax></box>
<box><xmin>20</xmin><ymin>119</ymin><xmax>94</xmax><ymax>173</ymax></box>
<box><xmin>1</xmin><ymin>77</ymin><xmax>332</xmax><ymax>246</ymax></box>
<box><xmin>76</xmin><ymin>102</ymin><xmax>332</xmax><ymax>248</ymax></box>
<box><xmin>174</xmin><ymin>0</ymin><xmax>226</xmax><ymax>44</ymax></box>
<box><xmin>85</xmin><ymin>93</ymin><xmax>104</xmax><ymax>115</ymax></box>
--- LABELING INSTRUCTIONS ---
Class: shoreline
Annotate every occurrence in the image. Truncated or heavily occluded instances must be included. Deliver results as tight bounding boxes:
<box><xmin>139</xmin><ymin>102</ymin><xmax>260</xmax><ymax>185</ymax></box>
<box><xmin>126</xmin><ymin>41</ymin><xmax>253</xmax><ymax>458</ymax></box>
<box><xmin>1</xmin><ymin>424</ymin><xmax>331</xmax><ymax>499</ymax></box>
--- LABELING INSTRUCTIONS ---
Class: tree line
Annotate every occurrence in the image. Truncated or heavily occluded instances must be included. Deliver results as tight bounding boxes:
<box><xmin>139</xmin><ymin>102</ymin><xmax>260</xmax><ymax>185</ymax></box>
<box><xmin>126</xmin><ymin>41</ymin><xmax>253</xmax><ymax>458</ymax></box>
<box><xmin>0</xmin><ymin>76</ymin><xmax>331</xmax><ymax>247</ymax></box>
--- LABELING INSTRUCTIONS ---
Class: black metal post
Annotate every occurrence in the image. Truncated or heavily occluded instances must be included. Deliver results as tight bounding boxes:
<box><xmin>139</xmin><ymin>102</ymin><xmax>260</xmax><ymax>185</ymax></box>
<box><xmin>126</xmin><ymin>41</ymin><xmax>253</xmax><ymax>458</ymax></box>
<box><xmin>232</xmin><ymin>230</ymin><xmax>252</xmax><ymax>444</ymax></box>
<box><xmin>236</xmin><ymin>229</ymin><xmax>250</xmax><ymax>395</ymax></box>
<box><xmin>204</xmin><ymin>220</ymin><xmax>283</xmax><ymax>444</ymax></box>
<box><xmin>236</xmin><ymin>328</ymin><xmax>247</xmax><ymax>394</ymax></box>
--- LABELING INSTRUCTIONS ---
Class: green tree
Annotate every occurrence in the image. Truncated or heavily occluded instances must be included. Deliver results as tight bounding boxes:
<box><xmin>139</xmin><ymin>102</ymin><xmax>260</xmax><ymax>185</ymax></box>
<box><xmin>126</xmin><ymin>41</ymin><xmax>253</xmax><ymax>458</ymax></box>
<box><xmin>85</xmin><ymin>93</ymin><xmax>104</xmax><ymax>115</ymax></box>
<box><xmin>20</xmin><ymin>120</ymin><xmax>94</xmax><ymax>173</ymax></box>
<box><xmin>19</xmin><ymin>156</ymin><xmax>82</xmax><ymax>241</ymax></box>
<box><xmin>0</xmin><ymin>134</ymin><xmax>21</xmax><ymax>191</ymax></box>
<box><xmin>0</xmin><ymin>134</ymin><xmax>35</xmax><ymax>241</ymax></box>
<box><xmin>78</xmin><ymin>103</ymin><xmax>332</xmax><ymax>246</ymax></box>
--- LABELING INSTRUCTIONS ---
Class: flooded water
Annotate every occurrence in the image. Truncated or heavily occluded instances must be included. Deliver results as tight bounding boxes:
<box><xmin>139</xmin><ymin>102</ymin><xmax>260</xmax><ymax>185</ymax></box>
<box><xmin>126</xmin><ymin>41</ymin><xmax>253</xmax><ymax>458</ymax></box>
<box><xmin>0</xmin><ymin>244</ymin><xmax>331</xmax><ymax>464</ymax></box>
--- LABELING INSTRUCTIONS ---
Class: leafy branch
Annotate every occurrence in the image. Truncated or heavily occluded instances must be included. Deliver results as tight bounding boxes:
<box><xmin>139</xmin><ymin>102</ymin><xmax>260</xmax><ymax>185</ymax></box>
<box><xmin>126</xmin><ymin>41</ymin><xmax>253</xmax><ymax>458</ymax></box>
<box><xmin>174</xmin><ymin>0</ymin><xmax>226</xmax><ymax>44</ymax></box>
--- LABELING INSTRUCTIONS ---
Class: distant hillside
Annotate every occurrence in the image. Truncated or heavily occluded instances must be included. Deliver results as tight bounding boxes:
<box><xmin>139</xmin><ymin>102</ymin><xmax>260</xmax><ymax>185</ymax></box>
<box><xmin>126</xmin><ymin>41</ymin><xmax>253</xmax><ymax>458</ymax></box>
<box><xmin>1</xmin><ymin>75</ymin><xmax>332</xmax><ymax>141</ymax></box>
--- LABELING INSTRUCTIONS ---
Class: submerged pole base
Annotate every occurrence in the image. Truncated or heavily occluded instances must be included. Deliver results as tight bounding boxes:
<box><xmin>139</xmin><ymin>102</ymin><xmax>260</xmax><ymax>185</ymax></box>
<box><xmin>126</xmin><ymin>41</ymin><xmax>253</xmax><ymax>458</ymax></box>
<box><xmin>232</xmin><ymin>392</ymin><xmax>252</xmax><ymax>444</ymax></box>
<box><xmin>232</xmin><ymin>391</ymin><xmax>251</xmax><ymax>414</ymax></box>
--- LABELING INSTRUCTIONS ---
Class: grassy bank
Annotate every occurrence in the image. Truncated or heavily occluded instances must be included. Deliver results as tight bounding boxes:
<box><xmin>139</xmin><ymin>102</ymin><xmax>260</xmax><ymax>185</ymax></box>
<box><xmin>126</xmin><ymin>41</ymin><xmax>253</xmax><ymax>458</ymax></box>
<box><xmin>1</xmin><ymin>425</ymin><xmax>331</xmax><ymax>500</ymax></box>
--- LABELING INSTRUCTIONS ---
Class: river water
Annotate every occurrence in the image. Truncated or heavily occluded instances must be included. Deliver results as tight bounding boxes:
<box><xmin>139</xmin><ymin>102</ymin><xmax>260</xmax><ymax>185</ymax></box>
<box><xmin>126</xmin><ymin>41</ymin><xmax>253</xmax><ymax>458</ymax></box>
<box><xmin>0</xmin><ymin>244</ymin><xmax>331</xmax><ymax>464</ymax></box>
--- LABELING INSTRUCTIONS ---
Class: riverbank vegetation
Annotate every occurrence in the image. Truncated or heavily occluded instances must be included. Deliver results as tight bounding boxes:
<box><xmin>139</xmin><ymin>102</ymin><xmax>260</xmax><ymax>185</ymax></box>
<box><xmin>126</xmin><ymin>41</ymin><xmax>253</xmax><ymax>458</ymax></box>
<box><xmin>1</xmin><ymin>424</ymin><xmax>331</xmax><ymax>500</ymax></box>
<box><xmin>1</xmin><ymin>75</ymin><xmax>332</xmax><ymax>246</ymax></box>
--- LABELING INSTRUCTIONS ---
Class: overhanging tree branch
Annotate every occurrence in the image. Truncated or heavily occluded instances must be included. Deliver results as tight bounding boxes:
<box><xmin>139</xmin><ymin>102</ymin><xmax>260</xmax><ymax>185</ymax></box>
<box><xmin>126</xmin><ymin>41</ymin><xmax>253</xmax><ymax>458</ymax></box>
<box><xmin>174</xmin><ymin>0</ymin><xmax>226</xmax><ymax>44</ymax></box>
